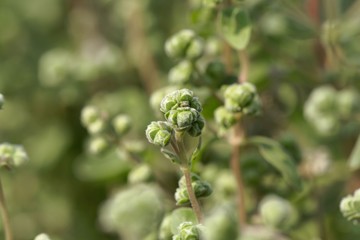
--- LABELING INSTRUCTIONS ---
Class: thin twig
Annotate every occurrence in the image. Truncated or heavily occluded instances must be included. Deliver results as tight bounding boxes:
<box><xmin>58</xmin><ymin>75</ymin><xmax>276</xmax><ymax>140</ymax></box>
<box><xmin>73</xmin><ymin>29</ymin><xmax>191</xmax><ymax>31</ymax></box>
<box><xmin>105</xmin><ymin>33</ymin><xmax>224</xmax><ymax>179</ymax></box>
<box><xmin>0</xmin><ymin>177</ymin><xmax>12</xmax><ymax>240</ymax></box>
<box><xmin>238</xmin><ymin>50</ymin><xmax>249</xmax><ymax>83</ymax></box>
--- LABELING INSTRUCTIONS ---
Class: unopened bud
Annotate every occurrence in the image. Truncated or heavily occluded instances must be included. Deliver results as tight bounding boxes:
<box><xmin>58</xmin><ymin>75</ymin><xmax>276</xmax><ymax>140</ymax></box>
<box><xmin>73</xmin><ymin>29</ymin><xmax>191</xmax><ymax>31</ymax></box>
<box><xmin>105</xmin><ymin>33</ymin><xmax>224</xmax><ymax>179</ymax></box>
<box><xmin>145</xmin><ymin>121</ymin><xmax>173</xmax><ymax>147</ymax></box>
<box><xmin>169</xmin><ymin>61</ymin><xmax>195</xmax><ymax>85</ymax></box>
<box><xmin>112</xmin><ymin>114</ymin><xmax>131</xmax><ymax>135</ymax></box>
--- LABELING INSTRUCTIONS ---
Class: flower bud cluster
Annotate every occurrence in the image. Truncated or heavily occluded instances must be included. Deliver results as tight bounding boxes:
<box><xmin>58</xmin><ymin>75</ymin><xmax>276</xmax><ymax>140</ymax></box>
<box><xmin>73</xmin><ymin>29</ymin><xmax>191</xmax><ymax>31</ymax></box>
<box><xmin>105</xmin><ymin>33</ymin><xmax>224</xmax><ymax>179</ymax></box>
<box><xmin>81</xmin><ymin>105</ymin><xmax>132</xmax><ymax>154</ymax></box>
<box><xmin>224</xmin><ymin>83</ymin><xmax>260</xmax><ymax>113</ymax></box>
<box><xmin>160</xmin><ymin>89</ymin><xmax>205</xmax><ymax>137</ymax></box>
<box><xmin>172</xmin><ymin>222</ymin><xmax>200</xmax><ymax>240</ymax></box>
<box><xmin>259</xmin><ymin>195</ymin><xmax>298</xmax><ymax>230</ymax></box>
<box><xmin>340</xmin><ymin>188</ymin><xmax>360</xmax><ymax>223</ymax></box>
<box><xmin>304</xmin><ymin>86</ymin><xmax>360</xmax><ymax>136</ymax></box>
<box><xmin>165</xmin><ymin>29</ymin><xmax>204</xmax><ymax>61</ymax></box>
<box><xmin>175</xmin><ymin>173</ymin><xmax>212</xmax><ymax>205</ymax></box>
<box><xmin>0</xmin><ymin>143</ymin><xmax>29</xmax><ymax>168</ymax></box>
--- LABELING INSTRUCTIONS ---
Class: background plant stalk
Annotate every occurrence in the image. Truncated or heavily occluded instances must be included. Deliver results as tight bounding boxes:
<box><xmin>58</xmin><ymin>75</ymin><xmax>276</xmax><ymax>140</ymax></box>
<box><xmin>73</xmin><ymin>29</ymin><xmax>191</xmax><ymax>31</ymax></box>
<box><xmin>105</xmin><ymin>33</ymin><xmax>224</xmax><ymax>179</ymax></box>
<box><xmin>0</xmin><ymin>177</ymin><xmax>12</xmax><ymax>240</ymax></box>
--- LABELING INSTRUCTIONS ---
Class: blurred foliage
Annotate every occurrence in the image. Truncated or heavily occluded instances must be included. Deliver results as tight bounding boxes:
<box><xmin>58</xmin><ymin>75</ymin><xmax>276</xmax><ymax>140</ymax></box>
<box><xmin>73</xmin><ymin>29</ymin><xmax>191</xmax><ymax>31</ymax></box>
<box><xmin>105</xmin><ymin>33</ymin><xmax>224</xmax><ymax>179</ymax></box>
<box><xmin>0</xmin><ymin>0</ymin><xmax>359</xmax><ymax>239</ymax></box>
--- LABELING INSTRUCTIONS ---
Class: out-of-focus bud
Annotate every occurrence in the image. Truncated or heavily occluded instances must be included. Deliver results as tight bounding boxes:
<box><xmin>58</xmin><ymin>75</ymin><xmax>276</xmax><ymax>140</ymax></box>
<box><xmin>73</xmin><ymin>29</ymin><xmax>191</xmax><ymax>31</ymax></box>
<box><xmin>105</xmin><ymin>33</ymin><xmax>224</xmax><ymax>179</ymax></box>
<box><xmin>242</xmin><ymin>95</ymin><xmax>262</xmax><ymax>116</ymax></box>
<box><xmin>128</xmin><ymin>164</ymin><xmax>153</xmax><ymax>184</ymax></box>
<box><xmin>165</xmin><ymin>29</ymin><xmax>204</xmax><ymax>60</ymax></box>
<box><xmin>173</xmin><ymin>222</ymin><xmax>200</xmax><ymax>240</ymax></box>
<box><xmin>0</xmin><ymin>93</ymin><xmax>4</xmax><ymax>109</ymax></box>
<box><xmin>34</xmin><ymin>233</ymin><xmax>51</xmax><ymax>240</ymax></box>
<box><xmin>169</xmin><ymin>61</ymin><xmax>195</xmax><ymax>85</ymax></box>
<box><xmin>203</xmin><ymin>0</ymin><xmax>223</xmax><ymax>8</ymax></box>
<box><xmin>150</xmin><ymin>86</ymin><xmax>178</xmax><ymax>115</ymax></box>
<box><xmin>340</xmin><ymin>188</ymin><xmax>360</xmax><ymax>223</ymax></box>
<box><xmin>145</xmin><ymin>121</ymin><xmax>173</xmax><ymax>147</ymax></box>
<box><xmin>205</xmin><ymin>60</ymin><xmax>226</xmax><ymax>86</ymax></box>
<box><xmin>38</xmin><ymin>49</ymin><xmax>74</xmax><ymax>87</ymax></box>
<box><xmin>0</xmin><ymin>143</ymin><xmax>29</xmax><ymax>168</ymax></box>
<box><xmin>337</xmin><ymin>89</ymin><xmax>360</xmax><ymax>119</ymax></box>
<box><xmin>159</xmin><ymin>214</ymin><xmax>172</xmax><ymax>240</ymax></box>
<box><xmin>88</xmin><ymin>136</ymin><xmax>108</xmax><ymax>155</ymax></box>
<box><xmin>81</xmin><ymin>105</ymin><xmax>106</xmax><ymax>134</ymax></box>
<box><xmin>214</xmin><ymin>106</ymin><xmax>236</xmax><ymax>129</ymax></box>
<box><xmin>304</xmin><ymin>85</ymin><xmax>337</xmax><ymax>120</ymax></box>
<box><xmin>302</xmin><ymin>147</ymin><xmax>331</xmax><ymax>178</ymax></box>
<box><xmin>259</xmin><ymin>195</ymin><xmax>298</xmax><ymax>230</ymax></box>
<box><xmin>112</xmin><ymin>114</ymin><xmax>131</xmax><ymax>136</ymax></box>
<box><xmin>224</xmin><ymin>83</ymin><xmax>257</xmax><ymax>113</ymax></box>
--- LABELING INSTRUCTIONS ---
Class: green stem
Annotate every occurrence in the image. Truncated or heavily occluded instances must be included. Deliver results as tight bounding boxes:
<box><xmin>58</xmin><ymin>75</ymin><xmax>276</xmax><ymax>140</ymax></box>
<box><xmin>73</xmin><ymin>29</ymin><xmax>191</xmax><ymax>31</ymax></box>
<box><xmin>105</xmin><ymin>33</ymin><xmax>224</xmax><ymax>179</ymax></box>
<box><xmin>0</xmin><ymin>176</ymin><xmax>12</xmax><ymax>240</ymax></box>
<box><xmin>175</xmin><ymin>132</ymin><xmax>203</xmax><ymax>223</ymax></box>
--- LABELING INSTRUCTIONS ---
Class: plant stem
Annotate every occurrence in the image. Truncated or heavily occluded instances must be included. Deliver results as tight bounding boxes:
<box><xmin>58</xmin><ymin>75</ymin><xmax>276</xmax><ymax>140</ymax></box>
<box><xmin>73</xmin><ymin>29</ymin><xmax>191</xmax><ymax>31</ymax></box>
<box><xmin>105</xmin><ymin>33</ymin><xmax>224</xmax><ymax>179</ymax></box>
<box><xmin>0</xmin><ymin>176</ymin><xmax>12</xmax><ymax>240</ymax></box>
<box><xmin>175</xmin><ymin>132</ymin><xmax>203</xmax><ymax>223</ymax></box>
<box><xmin>181</xmin><ymin>166</ymin><xmax>203</xmax><ymax>223</ymax></box>
<box><xmin>238</xmin><ymin>50</ymin><xmax>249</xmax><ymax>83</ymax></box>
<box><xmin>230</xmin><ymin>123</ymin><xmax>247</xmax><ymax>228</ymax></box>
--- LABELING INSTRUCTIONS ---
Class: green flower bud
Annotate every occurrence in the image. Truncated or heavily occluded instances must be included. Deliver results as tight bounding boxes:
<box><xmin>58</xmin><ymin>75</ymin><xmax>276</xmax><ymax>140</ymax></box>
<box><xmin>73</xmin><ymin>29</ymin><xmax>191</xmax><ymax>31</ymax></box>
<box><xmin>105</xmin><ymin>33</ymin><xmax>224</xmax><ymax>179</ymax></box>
<box><xmin>175</xmin><ymin>174</ymin><xmax>212</xmax><ymax>205</ymax></box>
<box><xmin>214</xmin><ymin>106</ymin><xmax>237</xmax><ymax>129</ymax></box>
<box><xmin>128</xmin><ymin>164</ymin><xmax>153</xmax><ymax>184</ymax></box>
<box><xmin>0</xmin><ymin>93</ymin><xmax>4</xmax><ymax>109</ymax></box>
<box><xmin>150</xmin><ymin>86</ymin><xmax>178</xmax><ymax>115</ymax></box>
<box><xmin>205</xmin><ymin>61</ymin><xmax>226</xmax><ymax>85</ymax></box>
<box><xmin>81</xmin><ymin>105</ymin><xmax>100</xmax><ymax>125</ymax></box>
<box><xmin>304</xmin><ymin>86</ymin><xmax>337</xmax><ymax>120</ymax></box>
<box><xmin>112</xmin><ymin>114</ymin><xmax>131</xmax><ymax>135</ymax></box>
<box><xmin>260</xmin><ymin>195</ymin><xmax>298</xmax><ymax>230</ymax></box>
<box><xmin>337</xmin><ymin>89</ymin><xmax>360</xmax><ymax>119</ymax></box>
<box><xmin>146</xmin><ymin>121</ymin><xmax>173</xmax><ymax>147</ymax></box>
<box><xmin>242</xmin><ymin>95</ymin><xmax>262</xmax><ymax>116</ymax></box>
<box><xmin>187</xmin><ymin>116</ymin><xmax>205</xmax><ymax>137</ymax></box>
<box><xmin>224</xmin><ymin>83</ymin><xmax>257</xmax><ymax>112</ymax></box>
<box><xmin>169</xmin><ymin>61</ymin><xmax>195</xmax><ymax>85</ymax></box>
<box><xmin>165</xmin><ymin>29</ymin><xmax>204</xmax><ymax>60</ymax></box>
<box><xmin>88</xmin><ymin>136</ymin><xmax>108</xmax><ymax>155</ymax></box>
<box><xmin>160</xmin><ymin>89</ymin><xmax>202</xmax><ymax>115</ymax></box>
<box><xmin>34</xmin><ymin>233</ymin><xmax>51</xmax><ymax>240</ymax></box>
<box><xmin>173</xmin><ymin>222</ymin><xmax>200</xmax><ymax>240</ymax></box>
<box><xmin>340</xmin><ymin>188</ymin><xmax>360</xmax><ymax>223</ymax></box>
<box><xmin>0</xmin><ymin>143</ymin><xmax>29</xmax><ymax>168</ymax></box>
<box><xmin>168</xmin><ymin>108</ymin><xmax>200</xmax><ymax>131</ymax></box>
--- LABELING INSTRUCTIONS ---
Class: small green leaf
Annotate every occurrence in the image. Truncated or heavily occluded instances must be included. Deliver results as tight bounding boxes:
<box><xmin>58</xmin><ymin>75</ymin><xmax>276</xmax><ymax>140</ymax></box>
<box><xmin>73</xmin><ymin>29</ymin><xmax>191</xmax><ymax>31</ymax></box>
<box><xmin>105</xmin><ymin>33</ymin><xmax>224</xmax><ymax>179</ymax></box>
<box><xmin>249</xmin><ymin>136</ymin><xmax>302</xmax><ymax>189</ymax></box>
<box><xmin>349</xmin><ymin>134</ymin><xmax>360</xmax><ymax>171</ymax></box>
<box><xmin>220</xmin><ymin>7</ymin><xmax>252</xmax><ymax>50</ymax></box>
<box><xmin>170</xmin><ymin>208</ymin><xmax>197</xmax><ymax>234</ymax></box>
<box><xmin>190</xmin><ymin>137</ymin><xmax>202</xmax><ymax>165</ymax></box>
<box><xmin>161</xmin><ymin>148</ymin><xmax>181</xmax><ymax>164</ymax></box>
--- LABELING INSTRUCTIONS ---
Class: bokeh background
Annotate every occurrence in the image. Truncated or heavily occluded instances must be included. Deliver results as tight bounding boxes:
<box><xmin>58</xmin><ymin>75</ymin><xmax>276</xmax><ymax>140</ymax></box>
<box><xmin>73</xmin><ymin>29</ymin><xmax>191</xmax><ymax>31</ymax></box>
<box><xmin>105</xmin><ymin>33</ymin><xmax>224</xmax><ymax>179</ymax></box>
<box><xmin>0</xmin><ymin>0</ymin><xmax>359</xmax><ymax>239</ymax></box>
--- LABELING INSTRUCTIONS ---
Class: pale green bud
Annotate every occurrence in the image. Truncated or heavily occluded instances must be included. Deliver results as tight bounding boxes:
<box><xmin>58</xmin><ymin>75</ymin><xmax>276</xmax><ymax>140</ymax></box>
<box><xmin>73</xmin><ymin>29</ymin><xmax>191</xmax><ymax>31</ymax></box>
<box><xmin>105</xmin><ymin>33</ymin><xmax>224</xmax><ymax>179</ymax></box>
<box><xmin>224</xmin><ymin>83</ymin><xmax>257</xmax><ymax>112</ymax></box>
<box><xmin>214</xmin><ymin>106</ymin><xmax>236</xmax><ymax>129</ymax></box>
<box><xmin>260</xmin><ymin>195</ymin><xmax>298</xmax><ymax>230</ymax></box>
<box><xmin>340</xmin><ymin>188</ymin><xmax>360</xmax><ymax>223</ymax></box>
<box><xmin>160</xmin><ymin>89</ymin><xmax>202</xmax><ymax>115</ymax></box>
<box><xmin>88</xmin><ymin>136</ymin><xmax>108</xmax><ymax>154</ymax></box>
<box><xmin>112</xmin><ymin>114</ymin><xmax>131</xmax><ymax>135</ymax></box>
<box><xmin>169</xmin><ymin>61</ymin><xmax>195</xmax><ymax>85</ymax></box>
<box><xmin>145</xmin><ymin>121</ymin><xmax>173</xmax><ymax>147</ymax></box>
<box><xmin>34</xmin><ymin>233</ymin><xmax>51</xmax><ymax>240</ymax></box>
<box><xmin>150</xmin><ymin>86</ymin><xmax>178</xmax><ymax>115</ymax></box>
<box><xmin>81</xmin><ymin>105</ymin><xmax>100</xmax><ymax>126</ymax></box>
<box><xmin>168</xmin><ymin>108</ymin><xmax>200</xmax><ymax>131</ymax></box>
<box><xmin>304</xmin><ymin>86</ymin><xmax>337</xmax><ymax>120</ymax></box>
<box><xmin>128</xmin><ymin>164</ymin><xmax>153</xmax><ymax>184</ymax></box>
<box><xmin>0</xmin><ymin>143</ymin><xmax>29</xmax><ymax>168</ymax></box>
<box><xmin>242</xmin><ymin>95</ymin><xmax>262</xmax><ymax>116</ymax></box>
<box><xmin>88</xmin><ymin>119</ymin><xmax>106</xmax><ymax>135</ymax></box>
<box><xmin>165</xmin><ymin>29</ymin><xmax>204</xmax><ymax>60</ymax></box>
<box><xmin>0</xmin><ymin>93</ymin><xmax>4</xmax><ymax>109</ymax></box>
<box><xmin>173</xmin><ymin>222</ymin><xmax>200</xmax><ymax>240</ymax></box>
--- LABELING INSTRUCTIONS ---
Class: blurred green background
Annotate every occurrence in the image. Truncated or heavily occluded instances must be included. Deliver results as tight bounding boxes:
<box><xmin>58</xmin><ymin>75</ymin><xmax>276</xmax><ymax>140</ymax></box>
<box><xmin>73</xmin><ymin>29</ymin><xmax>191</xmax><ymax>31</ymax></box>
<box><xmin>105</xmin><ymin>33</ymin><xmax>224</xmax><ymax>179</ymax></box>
<box><xmin>0</xmin><ymin>0</ymin><xmax>360</xmax><ymax>239</ymax></box>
